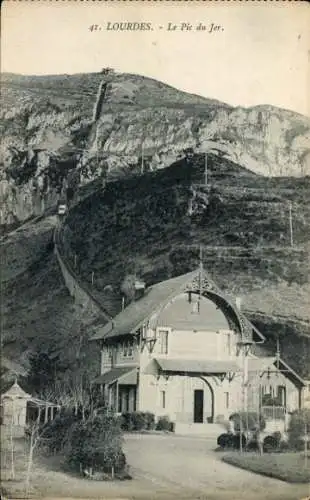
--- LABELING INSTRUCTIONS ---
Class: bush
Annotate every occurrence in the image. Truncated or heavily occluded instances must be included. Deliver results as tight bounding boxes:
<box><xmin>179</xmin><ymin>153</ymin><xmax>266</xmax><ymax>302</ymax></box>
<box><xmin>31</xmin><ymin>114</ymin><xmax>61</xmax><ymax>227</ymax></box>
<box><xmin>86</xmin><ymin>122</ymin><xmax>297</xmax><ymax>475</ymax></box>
<box><xmin>155</xmin><ymin>416</ymin><xmax>174</xmax><ymax>432</ymax></box>
<box><xmin>263</xmin><ymin>435</ymin><xmax>278</xmax><ymax>453</ymax></box>
<box><xmin>232</xmin><ymin>433</ymin><xmax>246</xmax><ymax>450</ymax></box>
<box><xmin>144</xmin><ymin>412</ymin><xmax>156</xmax><ymax>430</ymax></box>
<box><xmin>39</xmin><ymin>412</ymin><xmax>80</xmax><ymax>454</ymax></box>
<box><xmin>217</xmin><ymin>433</ymin><xmax>233</xmax><ymax>449</ymax></box>
<box><xmin>120</xmin><ymin>412</ymin><xmax>155</xmax><ymax>432</ymax></box>
<box><xmin>288</xmin><ymin>409</ymin><xmax>310</xmax><ymax>451</ymax></box>
<box><xmin>66</xmin><ymin>413</ymin><xmax>125</xmax><ymax>473</ymax></box>
<box><xmin>229</xmin><ymin>412</ymin><xmax>266</xmax><ymax>432</ymax></box>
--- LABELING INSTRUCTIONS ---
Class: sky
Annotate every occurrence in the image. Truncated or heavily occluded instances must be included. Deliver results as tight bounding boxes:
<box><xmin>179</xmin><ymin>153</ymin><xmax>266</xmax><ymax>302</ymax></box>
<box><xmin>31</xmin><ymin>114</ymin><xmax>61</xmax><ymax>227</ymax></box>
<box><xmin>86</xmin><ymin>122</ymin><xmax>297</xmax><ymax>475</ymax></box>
<box><xmin>2</xmin><ymin>2</ymin><xmax>309</xmax><ymax>115</ymax></box>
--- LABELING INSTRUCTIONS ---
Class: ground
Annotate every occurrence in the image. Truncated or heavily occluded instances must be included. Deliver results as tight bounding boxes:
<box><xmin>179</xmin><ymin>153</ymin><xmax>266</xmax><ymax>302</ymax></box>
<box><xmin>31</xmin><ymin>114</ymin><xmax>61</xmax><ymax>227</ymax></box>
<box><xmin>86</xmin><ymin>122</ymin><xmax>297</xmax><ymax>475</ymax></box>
<box><xmin>2</xmin><ymin>432</ymin><xmax>310</xmax><ymax>500</ymax></box>
<box><xmin>222</xmin><ymin>450</ymin><xmax>310</xmax><ymax>483</ymax></box>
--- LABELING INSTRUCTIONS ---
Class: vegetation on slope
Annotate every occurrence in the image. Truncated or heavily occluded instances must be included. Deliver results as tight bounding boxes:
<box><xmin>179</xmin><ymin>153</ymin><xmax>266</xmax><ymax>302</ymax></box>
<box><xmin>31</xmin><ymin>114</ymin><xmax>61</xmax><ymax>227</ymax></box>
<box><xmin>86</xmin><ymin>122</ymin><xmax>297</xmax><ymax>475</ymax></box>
<box><xmin>63</xmin><ymin>153</ymin><xmax>310</xmax><ymax>376</ymax></box>
<box><xmin>1</xmin><ymin>217</ymin><xmax>101</xmax><ymax>390</ymax></box>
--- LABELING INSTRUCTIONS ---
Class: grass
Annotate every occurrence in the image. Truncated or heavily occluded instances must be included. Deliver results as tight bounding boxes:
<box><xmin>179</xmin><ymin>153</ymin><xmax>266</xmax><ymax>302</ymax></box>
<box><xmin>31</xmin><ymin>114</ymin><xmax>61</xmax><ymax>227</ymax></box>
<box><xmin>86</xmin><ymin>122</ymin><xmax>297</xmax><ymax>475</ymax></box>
<box><xmin>222</xmin><ymin>452</ymin><xmax>310</xmax><ymax>483</ymax></box>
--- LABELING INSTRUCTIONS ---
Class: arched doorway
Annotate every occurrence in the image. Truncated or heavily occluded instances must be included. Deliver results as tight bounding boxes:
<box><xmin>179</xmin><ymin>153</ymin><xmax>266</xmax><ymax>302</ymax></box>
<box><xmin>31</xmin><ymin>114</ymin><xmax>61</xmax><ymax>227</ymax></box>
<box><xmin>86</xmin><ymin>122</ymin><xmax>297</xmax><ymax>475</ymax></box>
<box><xmin>189</xmin><ymin>376</ymin><xmax>215</xmax><ymax>424</ymax></box>
<box><xmin>200</xmin><ymin>377</ymin><xmax>215</xmax><ymax>423</ymax></box>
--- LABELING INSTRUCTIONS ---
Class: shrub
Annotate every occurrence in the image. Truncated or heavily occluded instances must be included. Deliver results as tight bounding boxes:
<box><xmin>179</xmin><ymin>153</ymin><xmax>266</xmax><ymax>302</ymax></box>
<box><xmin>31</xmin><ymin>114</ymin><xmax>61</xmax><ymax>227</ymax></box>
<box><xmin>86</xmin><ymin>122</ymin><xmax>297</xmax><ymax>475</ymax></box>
<box><xmin>155</xmin><ymin>416</ymin><xmax>174</xmax><ymax>432</ymax></box>
<box><xmin>229</xmin><ymin>412</ymin><xmax>266</xmax><ymax>432</ymax></box>
<box><xmin>217</xmin><ymin>433</ymin><xmax>233</xmax><ymax>449</ymax></box>
<box><xmin>263</xmin><ymin>435</ymin><xmax>278</xmax><ymax>453</ymax></box>
<box><xmin>39</xmin><ymin>412</ymin><xmax>80</xmax><ymax>454</ymax></box>
<box><xmin>131</xmin><ymin>412</ymin><xmax>147</xmax><ymax>431</ymax></box>
<box><xmin>288</xmin><ymin>408</ymin><xmax>310</xmax><ymax>451</ymax></box>
<box><xmin>66</xmin><ymin>413</ymin><xmax>125</xmax><ymax>473</ymax></box>
<box><xmin>232</xmin><ymin>433</ymin><xmax>246</xmax><ymax>450</ymax></box>
<box><xmin>120</xmin><ymin>412</ymin><xmax>155</xmax><ymax>431</ymax></box>
<box><xmin>119</xmin><ymin>412</ymin><xmax>134</xmax><ymax>432</ymax></box>
<box><xmin>144</xmin><ymin>412</ymin><xmax>156</xmax><ymax>430</ymax></box>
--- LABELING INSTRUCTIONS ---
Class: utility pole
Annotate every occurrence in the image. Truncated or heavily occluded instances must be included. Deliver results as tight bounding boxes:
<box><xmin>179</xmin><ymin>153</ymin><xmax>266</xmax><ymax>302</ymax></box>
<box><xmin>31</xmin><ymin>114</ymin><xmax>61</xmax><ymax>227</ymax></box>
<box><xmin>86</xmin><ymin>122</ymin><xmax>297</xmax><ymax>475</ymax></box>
<box><xmin>276</xmin><ymin>336</ymin><xmax>280</xmax><ymax>370</ymax></box>
<box><xmin>204</xmin><ymin>153</ymin><xmax>208</xmax><ymax>186</ymax></box>
<box><xmin>141</xmin><ymin>142</ymin><xmax>144</xmax><ymax>174</ymax></box>
<box><xmin>240</xmin><ymin>326</ymin><xmax>250</xmax><ymax>454</ymax></box>
<box><xmin>288</xmin><ymin>201</ymin><xmax>294</xmax><ymax>247</ymax></box>
<box><xmin>198</xmin><ymin>245</ymin><xmax>203</xmax><ymax>312</ymax></box>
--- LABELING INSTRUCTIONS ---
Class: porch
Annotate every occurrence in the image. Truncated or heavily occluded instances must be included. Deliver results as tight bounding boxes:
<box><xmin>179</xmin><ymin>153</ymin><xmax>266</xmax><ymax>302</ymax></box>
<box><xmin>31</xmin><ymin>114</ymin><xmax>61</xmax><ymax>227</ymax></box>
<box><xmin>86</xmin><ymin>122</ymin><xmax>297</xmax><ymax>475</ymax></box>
<box><xmin>94</xmin><ymin>367</ymin><xmax>138</xmax><ymax>413</ymax></box>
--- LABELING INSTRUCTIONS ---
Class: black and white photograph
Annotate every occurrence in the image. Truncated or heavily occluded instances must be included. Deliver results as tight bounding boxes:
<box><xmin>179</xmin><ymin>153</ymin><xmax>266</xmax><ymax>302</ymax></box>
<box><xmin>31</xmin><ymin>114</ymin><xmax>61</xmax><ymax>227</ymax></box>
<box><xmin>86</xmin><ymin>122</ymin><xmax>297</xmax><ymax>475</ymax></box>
<box><xmin>1</xmin><ymin>2</ymin><xmax>310</xmax><ymax>499</ymax></box>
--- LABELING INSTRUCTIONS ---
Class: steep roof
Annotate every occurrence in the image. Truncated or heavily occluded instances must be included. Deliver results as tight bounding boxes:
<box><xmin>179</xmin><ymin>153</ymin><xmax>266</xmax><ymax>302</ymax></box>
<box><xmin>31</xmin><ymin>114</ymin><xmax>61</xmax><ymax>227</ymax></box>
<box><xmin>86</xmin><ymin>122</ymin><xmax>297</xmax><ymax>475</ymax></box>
<box><xmin>91</xmin><ymin>270</ymin><xmax>198</xmax><ymax>341</ymax></box>
<box><xmin>91</xmin><ymin>268</ymin><xmax>265</xmax><ymax>342</ymax></box>
<box><xmin>247</xmin><ymin>356</ymin><xmax>305</xmax><ymax>388</ymax></box>
<box><xmin>1</xmin><ymin>381</ymin><xmax>31</xmax><ymax>400</ymax></box>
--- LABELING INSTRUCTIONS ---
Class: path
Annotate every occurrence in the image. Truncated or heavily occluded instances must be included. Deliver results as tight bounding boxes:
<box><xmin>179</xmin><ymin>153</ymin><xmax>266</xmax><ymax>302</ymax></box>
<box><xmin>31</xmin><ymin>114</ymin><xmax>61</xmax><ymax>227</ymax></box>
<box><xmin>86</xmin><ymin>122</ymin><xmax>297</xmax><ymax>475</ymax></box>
<box><xmin>123</xmin><ymin>434</ymin><xmax>310</xmax><ymax>500</ymax></box>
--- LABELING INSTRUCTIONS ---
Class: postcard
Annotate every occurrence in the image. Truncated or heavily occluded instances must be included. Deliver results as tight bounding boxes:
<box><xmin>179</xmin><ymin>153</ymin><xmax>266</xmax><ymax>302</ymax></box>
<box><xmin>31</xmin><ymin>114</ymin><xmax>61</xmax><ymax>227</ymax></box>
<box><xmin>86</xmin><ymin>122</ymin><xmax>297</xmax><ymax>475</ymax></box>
<box><xmin>1</xmin><ymin>2</ymin><xmax>310</xmax><ymax>500</ymax></box>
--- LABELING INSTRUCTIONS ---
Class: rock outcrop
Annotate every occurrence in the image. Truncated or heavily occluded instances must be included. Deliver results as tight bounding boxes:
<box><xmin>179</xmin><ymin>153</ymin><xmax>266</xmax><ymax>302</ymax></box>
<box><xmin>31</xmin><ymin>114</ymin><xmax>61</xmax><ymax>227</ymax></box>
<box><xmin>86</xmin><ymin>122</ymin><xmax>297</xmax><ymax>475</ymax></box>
<box><xmin>1</xmin><ymin>71</ymin><xmax>310</xmax><ymax>228</ymax></box>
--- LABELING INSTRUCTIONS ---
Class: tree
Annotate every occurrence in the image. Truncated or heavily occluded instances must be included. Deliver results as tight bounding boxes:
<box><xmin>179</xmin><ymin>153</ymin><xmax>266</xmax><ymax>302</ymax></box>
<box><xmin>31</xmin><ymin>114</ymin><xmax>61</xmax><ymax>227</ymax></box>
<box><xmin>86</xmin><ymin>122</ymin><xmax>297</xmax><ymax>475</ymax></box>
<box><xmin>64</xmin><ymin>371</ymin><xmax>92</xmax><ymax>420</ymax></box>
<box><xmin>120</xmin><ymin>274</ymin><xmax>138</xmax><ymax>303</ymax></box>
<box><xmin>288</xmin><ymin>408</ymin><xmax>310</xmax><ymax>451</ymax></box>
<box><xmin>66</xmin><ymin>413</ymin><xmax>125</xmax><ymax>477</ymax></box>
<box><xmin>26</xmin><ymin>352</ymin><xmax>56</xmax><ymax>395</ymax></box>
<box><xmin>24</xmin><ymin>409</ymin><xmax>50</xmax><ymax>497</ymax></box>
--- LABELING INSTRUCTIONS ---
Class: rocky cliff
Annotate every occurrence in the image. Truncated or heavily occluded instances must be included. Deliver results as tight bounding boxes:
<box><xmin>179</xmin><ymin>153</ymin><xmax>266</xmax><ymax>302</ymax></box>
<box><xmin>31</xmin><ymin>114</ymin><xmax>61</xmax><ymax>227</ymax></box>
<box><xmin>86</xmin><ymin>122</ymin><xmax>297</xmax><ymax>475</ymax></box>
<box><xmin>1</xmin><ymin>71</ymin><xmax>310</xmax><ymax>229</ymax></box>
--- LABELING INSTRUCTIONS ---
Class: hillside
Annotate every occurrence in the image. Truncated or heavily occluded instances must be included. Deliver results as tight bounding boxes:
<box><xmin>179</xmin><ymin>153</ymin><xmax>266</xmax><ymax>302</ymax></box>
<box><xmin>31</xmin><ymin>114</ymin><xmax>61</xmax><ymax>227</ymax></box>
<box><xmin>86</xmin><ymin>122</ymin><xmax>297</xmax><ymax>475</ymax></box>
<box><xmin>1</xmin><ymin>71</ymin><xmax>310</xmax><ymax>229</ymax></box>
<box><xmin>62</xmin><ymin>153</ymin><xmax>310</xmax><ymax>376</ymax></box>
<box><xmin>1</xmin><ymin>216</ymin><xmax>101</xmax><ymax>388</ymax></box>
<box><xmin>1</xmin><ymin>71</ymin><xmax>310</xmax><ymax>387</ymax></box>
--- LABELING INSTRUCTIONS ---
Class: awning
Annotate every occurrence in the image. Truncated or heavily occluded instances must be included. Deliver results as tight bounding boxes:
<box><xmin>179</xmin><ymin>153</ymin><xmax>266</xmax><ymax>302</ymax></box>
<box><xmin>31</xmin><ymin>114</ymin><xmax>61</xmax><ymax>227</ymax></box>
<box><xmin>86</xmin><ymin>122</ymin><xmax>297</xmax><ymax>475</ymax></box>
<box><xmin>152</xmin><ymin>358</ymin><xmax>240</xmax><ymax>375</ymax></box>
<box><xmin>93</xmin><ymin>367</ymin><xmax>138</xmax><ymax>386</ymax></box>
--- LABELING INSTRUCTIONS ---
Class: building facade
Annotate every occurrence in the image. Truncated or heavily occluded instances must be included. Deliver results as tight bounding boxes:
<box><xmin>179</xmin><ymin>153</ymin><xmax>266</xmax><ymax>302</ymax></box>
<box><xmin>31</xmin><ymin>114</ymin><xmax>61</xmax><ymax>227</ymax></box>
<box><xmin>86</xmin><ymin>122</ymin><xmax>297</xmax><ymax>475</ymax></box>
<box><xmin>91</xmin><ymin>268</ymin><xmax>305</xmax><ymax>433</ymax></box>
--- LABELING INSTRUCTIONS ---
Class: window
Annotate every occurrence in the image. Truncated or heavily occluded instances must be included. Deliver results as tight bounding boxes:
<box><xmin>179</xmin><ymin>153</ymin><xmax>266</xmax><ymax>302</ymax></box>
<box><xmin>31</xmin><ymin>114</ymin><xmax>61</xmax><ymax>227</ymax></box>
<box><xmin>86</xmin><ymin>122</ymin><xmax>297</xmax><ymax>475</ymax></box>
<box><xmin>161</xmin><ymin>390</ymin><xmax>166</xmax><ymax>409</ymax></box>
<box><xmin>159</xmin><ymin>330</ymin><xmax>169</xmax><ymax>354</ymax></box>
<box><xmin>224</xmin><ymin>392</ymin><xmax>229</xmax><ymax>409</ymax></box>
<box><xmin>123</xmin><ymin>342</ymin><xmax>128</xmax><ymax>357</ymax></box>
<box><xmin>127</xmin><ymin>340</ymin><xmax>133</xmax><ymax>357</ymax></box>
<box><xmin>123</xmin><ymin>340</ymin><xmax>134</xmax><ymax>357</ymax></box>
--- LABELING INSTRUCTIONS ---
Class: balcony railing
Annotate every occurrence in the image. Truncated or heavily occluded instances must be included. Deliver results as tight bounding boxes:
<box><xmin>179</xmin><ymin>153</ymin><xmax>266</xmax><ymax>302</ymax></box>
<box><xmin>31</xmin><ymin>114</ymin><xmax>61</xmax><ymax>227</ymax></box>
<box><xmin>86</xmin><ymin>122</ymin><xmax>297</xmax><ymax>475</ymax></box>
<box><xmin>261</xmin><ymin>405</ymin><xmax>286</xmax><ymax>421</ymax></box>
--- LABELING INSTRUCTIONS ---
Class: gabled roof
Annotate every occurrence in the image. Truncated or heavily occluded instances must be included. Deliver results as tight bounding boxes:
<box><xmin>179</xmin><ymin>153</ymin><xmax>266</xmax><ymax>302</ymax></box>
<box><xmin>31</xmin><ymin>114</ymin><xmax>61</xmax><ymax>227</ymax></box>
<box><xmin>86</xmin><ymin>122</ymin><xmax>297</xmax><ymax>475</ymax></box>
<box><xmin>90</xmin><ymin>268</ymin><xmax>265</xmax><ymax>342</ymax></box>
<box><xmin>247</xmin><ymin>356</ymin><xmax>305</xmax><ymax>388</ymax></box>
<box><xmin>1</xmin><ymin>381</ymin><xmax>31</xmax><ymax>400</ymax></box>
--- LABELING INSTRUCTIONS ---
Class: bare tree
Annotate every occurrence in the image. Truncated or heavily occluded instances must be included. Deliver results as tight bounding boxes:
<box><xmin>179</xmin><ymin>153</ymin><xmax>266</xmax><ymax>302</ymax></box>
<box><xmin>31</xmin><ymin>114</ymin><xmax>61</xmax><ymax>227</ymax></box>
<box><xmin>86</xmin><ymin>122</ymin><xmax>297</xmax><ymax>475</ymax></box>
<box><xmin>25</xmin><ymin>408</ymin><xmax>43</xmax><ymax>498</ymax></box>
<box><xmin>9</xmin><ymin>404</ymin><xmax>15</xmax><ymax>481</ymax></box>
<box><xmin>65</xmin><ymin>371</ymin><xmax>92</xmax><ymax>420</ymax></box>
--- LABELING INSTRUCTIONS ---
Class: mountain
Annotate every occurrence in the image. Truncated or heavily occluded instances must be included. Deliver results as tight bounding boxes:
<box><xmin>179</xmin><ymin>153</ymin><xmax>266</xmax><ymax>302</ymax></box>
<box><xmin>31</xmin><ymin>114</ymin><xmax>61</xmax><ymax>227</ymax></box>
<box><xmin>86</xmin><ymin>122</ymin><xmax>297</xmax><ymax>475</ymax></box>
<box><xmin>1</xmin><ymin>71</ymin><xmax>310</xmax><ymax>230</ymax></box>
<box><xmin>1</xmin><ymin>71</ymin><xmax>310</xmax><ymax>387</ymax></box>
